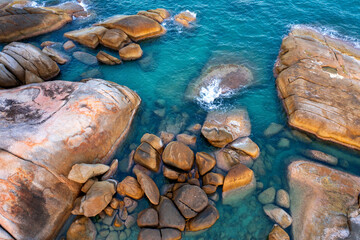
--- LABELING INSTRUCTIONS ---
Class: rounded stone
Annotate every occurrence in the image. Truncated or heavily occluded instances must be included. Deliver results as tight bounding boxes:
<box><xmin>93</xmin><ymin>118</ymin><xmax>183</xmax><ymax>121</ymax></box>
<box><xmin>276</xmin><ymin>189</ymin><xmax>290</xmax><ymax>209</ymax></box>
<box><xmin>202</xmin><ymin>172</ymin><xmax>224</xmax><ymax>186</ymax></box>
<box><xmin>258</xmin><ymin>187</ymin><xmax>276</xmax><ymax>205</ymax></box>
<box><xmin>117</xmin><ymin>176</ymin><xmax>144</xmax><ymax>200</ymax></box>
<box><xmin>133</xmin><ymin>142</ymin><xmax>161</xmax><ymax>172</ymax></box>
<box><xmin>162</xmin><ymin>141</ymin><xmax>194</xmax><ymax>171</ymax></box>
<box><xmin>66</xmin><ymin>217</ymin><xmax>96</xmax><ymax>240</ymax></box>
<box><xmin>173</xmin><ymin>185</ymin><xmax>208</xmax><ymax>219</ymax></box>
<box><xmin>119</xmin><ymin>43</ymin><xmax>143</xmax><ymax>61</ymax></box>
<box><xmin>137</xmin><ymin>208</ymin><xmax>158</xmax><ymax>227</ymax></box>
<box><xmin>196</xmin><ymin>152</ymin><xmax>216</xmax><ymax>175</ymax></box>
<box><xmin>157</xmin><ymin>197</ymin><xmax>185</xmax><ymax>231</ymax></box>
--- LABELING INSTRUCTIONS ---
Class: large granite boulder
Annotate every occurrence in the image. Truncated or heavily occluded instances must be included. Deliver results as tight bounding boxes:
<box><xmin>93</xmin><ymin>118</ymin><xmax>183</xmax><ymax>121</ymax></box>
<box><xmin>186</xmin><ymin>64</ymin><xmax>253</xmax><ymax>102</ymax></box>
<box><xmin>0</xmin><ymin>79</ymin><xmax>140</xmax><ymax>239</ymax></box>
<box><xmin>64</xmin><ymin>26</ymin><xmax>108</xmax><ymax>49</ymax></box>
<box><xmin>0</xmin><ymin>42</ymin><xmax>60</xmax><ymax>87</ymax></box>
<box><xmin>0</xmin><ymin>6</ymin><xmax>72</xmax><ymax>42</ymax></box>
<box><xmin>97</xmin><ymin>15</ymin><xmax>166</xmax><ymax>41</ymax></box>
<box><xmin>275</xmin><ymin>27</ymin><xmax>360</xmax><ymax>150</ymax></box>
<box><xmin>201</xmin><ymin>109</ymin><xmax>251</xmax><ymax>148</ymax></box>
<box><xmin>288</xmin><ymin>160</ymin><xmax>360</xmax><ymax>239</ymax></box>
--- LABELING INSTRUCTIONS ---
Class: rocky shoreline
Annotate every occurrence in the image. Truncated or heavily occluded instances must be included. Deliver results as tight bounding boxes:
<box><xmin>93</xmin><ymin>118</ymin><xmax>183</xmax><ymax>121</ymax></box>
<box><xmin>0</xmin><ymin>1</ymin><xmax>359</xmax><ymax>240</ymax></box>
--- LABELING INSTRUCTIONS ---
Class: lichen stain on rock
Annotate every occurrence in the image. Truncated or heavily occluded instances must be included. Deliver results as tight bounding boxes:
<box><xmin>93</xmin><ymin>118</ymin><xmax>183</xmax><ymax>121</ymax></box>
<box><xmin>0</xmin><ymin>168</ymin><xmax>49</xmax><ymax>238</ymax></box>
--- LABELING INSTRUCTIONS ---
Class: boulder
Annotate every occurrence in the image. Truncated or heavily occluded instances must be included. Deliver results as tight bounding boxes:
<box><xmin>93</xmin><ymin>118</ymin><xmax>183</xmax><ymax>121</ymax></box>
<box><xmin>73</xmin><ymin>51</ymin><xmax>98</xmax><ymax>65</ymax></box>
<box><xmin>173</xmin><ymin>185</ymin><xmax>208</xmax><ymax>218</ymax></box>
<box><xmin>288</xmin><ymin>160</ymin><xmax>360</xmax><ymax>239</ymax></box>
<box><xmin>117</xmin><ymin>176</ymin><xmax>144</xmax><ymax>200</ymax></box>
<box><xmin>0</xmin><ymin>7</ymin><xmax>72</xmax><ymax>42</ymax></box>
<box><xmin>157</xmin><ymin>197</ymin><xmax>185</xmax><ymax>231</ymax></box>
<box><xmin>202</xmin><ymin>172</ymin><xmax>224</xmax><ymax>186</ymax></box>
<box><xmin>133</xmin><ymin>142</ymin><xmax>161</xmax><ymax>172</ymax></box>
<box><xmin>0</xmin><ymin>63</ymin><xmax>19</xmax><ymax>88</ymax></box>
<box><xmin>134</xmin><ymin>169</ymin><xmax>160</xmax><ymax>205</ymax></box>
<box><xmin>303</xmin><ymin>149</ymin><xmax>338</xmax><ymax>165</ymax></box>
<box><xmin>141</xmin><ymin>133</ymin><xmax>164</xmax><ymax>153</ymax></box>
<box><xmin>100</xmin><ymin>29</ymin><xmax>131</xmax><ymax>50</ymax></box>
<box><xmin>263</xmin><ymin>204</ymin><xmax>292</xmax><ymax>229</ymax></box>
<box><xmin>0</xmin><ymin>79</ymin><xmax>140</xmax><ymax>239</ymax></box>
<box><xmin>268</xmin><ymin>224</ymin><xmax>290</xmax><ymax>240</ymax></box>
<box><xmin>201</xmin><ymin>109</ymin><xmax>251</xmax><ymax>148</ymax></box>
<box><xmin>101</xmin><ymin>159</ymin><xmax>119</xmax><ymax>180</ymax></box>
<box><xmin>186</xmin><ymin>204</ymin><xmax>219</xmax><ymax>231</ymax></box>
<box><xmin>148</xmin><ymin>8</ymin><xmax>170</xmax><ymax>19</ymax></box>
<box><xmin>162</xmin><ymin>141</ymin><xmax>194</xmax><ymax>171</ymax></box>
<box><xmin>68</xmin><ymin>163</ymin><xmax>109</xmax><ymax>183</ymax></box>
<box><xmin>196</xmin><ymin>152</ymin><xmax>216</xmax><ymax>175</ymax></box>
<box><xmin>176</xmin><ymin>133</ymin><xmax>196</xmax><ymax>146</ymax></box>
<box><xmin>44</xmin><ymin>2</ymin><xmax>86</xmax><ymax>17</ymax></box>
<box><xmin>64</xmin><ymin>26</ymin><xmax>107</xmax><ymax>49</ymax></box>
<box><xmin>42</xmin><ymin>46</ymin><xmax>69</xmax><ymax>65</ymax></box>
<box><xmin>137</xmin><ymin>11</ymin><xmax>163</xmax><ymax>23</ymax></box>
<box><xmin>186</xmin><ymin>64</ymin><xmax>253</xmax><ymax>102</ymax></box>
<box><xmin>97</xmin><ymin>15</ymin><xmax>166</xmax><ymax>41</ymax></box>
<box><xmin>138</xmin><ymin>228</ymin><xmax>161</xmax><ymax>240</ymax></box>
<box><xmin>174</xmin><ymin>11</ymin><xmax>196</xmax><ymax>27</ymax></box>
<box><xmin>222</xmin><ymin>164</ymin><xmax>256</xmax><ymax>206</ymax></box>
<box><xmin>1</xmin><ymin>42</ymin><xmax>60</xmax><ymax>82</ymax></box>
<box><xmin>228</xmin><ymin>137</ymin><xmax>260</xmax><ymax>159</ymax></box>
<box><xmin>275</xmin><ymin>27</ymin><xmax>360</xmax><ymax>150</ymax></box>
<box><xmin>160</xmin><ymin>228</ymin><xmax>182</xmax><ymax>240</ymax></box>
<box><xmin>276</xmin><ymin>189</ymin><xmax>290</xmax><ymax>209</ymax></box>
<box><xmin>66</xmin><ymin>217</ymin><xmax>96</xmax><ymax>240</ymax></box>
<box><xmin>96</xmin><ymin>51</ymin><xmax>122</xmax><ymax>65</ymax></box>
<box><xmin>80</xmin><ymin>181</ymin><xmax>116</xmax><ymax>217</ymax></box>
<box><xmin>215</xmin><ymin>147</ymin><xmax>253</xmax><ymax>171</ymax></box>
<box><xmin>258</xmin><ymin>187</ymin><xmax>276</xmax><ymax>205</ymax></box>
<box><xmin>137</xmin><ymin>208</ymin><xmax>158</xmax><ymax>227</ymax></box>
<box><xmin>118</xmin><ymin>43</ymin><xmax>143</xmax><ymax>61</ymax></box>
<box><xmin>264</xmin><ymin>123</ymin><xmax>284</xmax><ymax>137</ymax></box>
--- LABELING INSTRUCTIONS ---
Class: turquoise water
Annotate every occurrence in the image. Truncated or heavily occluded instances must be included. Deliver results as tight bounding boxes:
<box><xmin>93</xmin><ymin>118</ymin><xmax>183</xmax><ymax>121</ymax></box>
<box><xmin>3</xmin><ymin>0</ymin><xmax>360</xmax><ymax>239</ymax></box>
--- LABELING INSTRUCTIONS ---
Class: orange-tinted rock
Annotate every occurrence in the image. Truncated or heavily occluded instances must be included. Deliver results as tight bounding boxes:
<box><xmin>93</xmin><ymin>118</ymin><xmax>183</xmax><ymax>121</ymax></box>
<box><xmin>66</xmin><ymin>217</ymin><xmax>96</xmax><ymax>240</ymax></box>
<box><xmin>96</xmin><ymin>51</ymin><xmax>122</xmax><ymax>65</ymax></box>
<box><xmin>173</xmin><ymin>185</ymin><xmax>208</xmax><ymax>219</ymax></box>
<box><xmin>201</xmin><ymin>109</ymin><xmax>251</xmax><ymax>148</ymax></box>
<box><xmin>275</xmin><ymin>27</ymin><xmax>360</xmax><ymax>150</ymax></box>
<box><xmin>133</xmin><ymin>142</ymin><xmax>161</xmax><ymax>172</ymax></box>
<box><xmin>64</xmin><ymin>26</ymin><xmax>107</xmax><ymax>48</ymax></box>
<box><xmin>215</xmin><ymin>148</ymin><xmax>253</xmax><ymax>171</ymax></box>
<box><xmin>101</xmin><ymin>159</ymin><xmax>119</xmax><ymax>181</ymax></box>
<box><xmin>268</xmin><ymin>224</ymin><xmax>290</xmax><ymax>240</ymax></box>
<box><xmin>288</xmin><ymin>160</ymin><xmax>360</xmax><ymax>239</ymax></box>
<box><xmin>141</xmin><ymin>133</ymin><xmax>164</xmax><ymax>153</ymax></box>
<box><xmin>137</xmin><ymin>208</ymin><xmax>158</xmax><ymax>227</ymax></box>
<box><xmin>203</xmin><ymin>172</ymin><xmax>224</xmax><ymax>186</ymax></box>
<box><xmin>117</xmin><ymin>176</ymin><xmax>144</xmax><ymax>199</ymax></box>
<box><xmin>138</xmin><ymin>11</ymin><xmax>163</xmax><ymax>23</ymax></box>
<box><xmin>119</xmin><ymin>43</ymin><xmax>143</xmax><ymax>61</ymax></box>
<box><xmin>100</xmin><ymin>29</ymin><xmax>131</xmax><ymax>50</ymax></box>
<box><xmin>162</xmin><ymin>141</ymin><xmax>194</xmax><ymax>171</ymax></box>
<box><xmin>148</xmin><ymin>8</ymin><xmax>170</xmax><ymax>19</ymax></box>
<box><xmin>263</xmin><ymin>204</ymin><xmax>292</xmax><ymax>229</ymax></box>
<box><xmin>134</xmin><ymin>169</ymin><xmax>160</xmax><ymax>205</ymax></box>
<box><xmin>42</xmin><ymin>46</ymin><xmax>69</xmax><ymax>65</ymax></box>
<box><xmin>63</xmin><ymin>40</ymin><xmax>76</xmax><ymax>50</ymax></box>
<box><xmin>186</xmin><ymin>204</ymin><xmax>219</xmax><ymax>231</ymax></box>
<box><xmin>0</xmin><ymin>7</ymin><xmax>72</xmax><ymax>42</ymax></box>
<box><xmin>176</xmin><ymin>133</ymin><xmax>196</xmax><ymax>146</ymax></box>
<box><xmin>174</xmin><ymin>11</ymin><xmax>196</xmax><ymax>27</ymax></box>
<box><xmin>44</xmin><ymin>2</ymin><xmax>86</xmax><ymax>17</ymax></box>
<box><xmin>202</xmin><ymin>185</ymin><xmax>217</xmax><ymax>194</ymax></box>
<box><xmin>228</xmin><ymin>137</ymin><xmax>260</xmax><ymax>159</ymax></box>
<box><xmin>160</xmin><ymin>131</ymin><xmax>175</xmax><ymax>145</ymax></box>
<box><xmin>97</xmin><ymin>15</ymin><xmax>166</xmax><ymax>41</ymax></box>
<box><xmin>196</xmin><ymin>152</ymin><xmax>216</xmax><ymax>175</ymax></box>
<box><xmin>0</xmin><ymin>79</ymin><xmax>140</xmax><ymax>239</ymax></box>
<box><xmin>222</xmin><ymin>164</ymin><xmax>256</xmax><ymax>206</ymax></box>
<box><xmin>163</xmin><ymin>165</ymin><xmax>181</xmax><ymax>180</ymax></box>
<box><xmin>68</xmin><ymin>163</ymin><xmax>109</xmax><ymax>183</ymax></box>
<box><xmin>81</xmin><ymin>178</ymin><xmax>96</xmax><ymax>193</ymax></box>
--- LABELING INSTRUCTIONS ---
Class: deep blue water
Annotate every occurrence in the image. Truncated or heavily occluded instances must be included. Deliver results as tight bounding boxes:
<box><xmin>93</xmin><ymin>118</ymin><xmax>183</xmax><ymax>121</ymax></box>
<box><xmin>3</xmin><ymin>0</ymin><xmax>360</xmax><ymax>239</ymax></box>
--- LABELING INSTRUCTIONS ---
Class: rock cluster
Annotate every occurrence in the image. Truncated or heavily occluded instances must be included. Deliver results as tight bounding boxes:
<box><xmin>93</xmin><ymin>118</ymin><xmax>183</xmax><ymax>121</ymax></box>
<box><xmin>174</xmin><ymin>11</ymin><xmax>197</xmax><ymax>27</ymax></box>
<box><xmin>0</xmin><ymin>1</ymin><xmax>87</xmax><ymax>42</ymax></box>
<box><xmin>64</xmin><ymin>8</ymin><xmax>171</xmax><ymax>64</ymax></box>
<box><xmin>0</xmin><ymin>42</ymin><xmax>60</xmax><ymax>88</ymax></box>
<box><xmin>0</xmin><ymin>79</ymin><xmax>140</xmax><ymax>240</ymax></box>
<box><xmin>275</xmin><ymin>27</ymin><xmax>360</xmax><ymax>150</ymax></box>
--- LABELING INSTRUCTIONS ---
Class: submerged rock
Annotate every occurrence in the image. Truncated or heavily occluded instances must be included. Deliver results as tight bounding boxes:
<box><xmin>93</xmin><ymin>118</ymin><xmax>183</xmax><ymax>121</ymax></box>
<box><xmin>96</xmin><ymin>51</ymin><xmax>122</xmax><ymax>65</ymax></box>
<box><xmin>186</xmin><ymin>64</ymin><xmax>253</xmax><ymax>103</ymax></box>
<box><xmin>0</xmin><ymin>6</ymin><xmax>72</xmax><ymax>42</ymax></box>
<box><xmin>258</xmin><ymin>187</ymin><xmax>276</xmax><ymax>205</ymax></box>
<box><xmin>288</xmin><ymin>160</ymin><xmax>360</xmax><ymax>239</ymax></box>
<box><xmin>0</xmin><ymin>79</ymin><xmax>140</xmax><ymax>239</ymax></box>
<box><xmin>42</xmin><ymin>46</ymin><xmax>69</xmax><ymax>65</ymax></box>
<box><xmin>67</xmin><ymin>217</ymin><xmax>96</xmax><ymax>240</ymax></box>
<box><xmin>275</xmin><ymin>27</ymin><xmax>360</xmax><ymax>150</ymax></box>
<box><xmin>201</xmin><ymin>109</ymin><xmax>251</xmax><ymax>148</ymax></box>
<box><xmin>73</xmin><ymin>51</ymin><xmax>98</xmax><ymax>65</ymax></box>
<box><xmin>303</xmin><ymin>149</ymin><xmax>338</xmax><ymax>165</ymax></box>
<box><xmin>276</xmin><ymin>189</ymin><xmax>290</xmax><ymax>209</ymax></box>
<box><xmin>186</xmin><ymin>204</ymin><xmax>219</xmax><ymax>231</ymax></box>
<box><xmin>215</xmin><ymin>147</ymin><xmax>253</xmax><ymax>171</ymax></box>
<box><xmin>228</xmin><ymin>137</ymin><xmax>260</xmax><ymax>159</ymax></box>
<box><xmin>263</xmin><ymin>204</ymin><xmax>292</xmax><ymax>229</ymax></box>
<box><xmin>222</xmin><ymin>163</ymin><xmax>256</xmax><ymax>206</ymax></box>
<box><xmin>97</xmin><ymin>15</ymin><xmax>166</xmax><ymax>42</ymax></box>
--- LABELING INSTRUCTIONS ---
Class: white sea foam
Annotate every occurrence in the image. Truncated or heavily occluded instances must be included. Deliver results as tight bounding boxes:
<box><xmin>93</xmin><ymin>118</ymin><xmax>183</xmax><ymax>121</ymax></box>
<box><xmin>184</xmin><ymin>10</ymin><xmax>197</xmax><ymax>18</ymax></box>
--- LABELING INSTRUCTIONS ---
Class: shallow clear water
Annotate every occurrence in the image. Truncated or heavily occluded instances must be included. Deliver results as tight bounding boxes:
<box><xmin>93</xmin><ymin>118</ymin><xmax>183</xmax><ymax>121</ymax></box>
<box><xmin>3</xmin><ymin>0</ymin><xmax>360</xmax><ymax>239</ymax></box>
